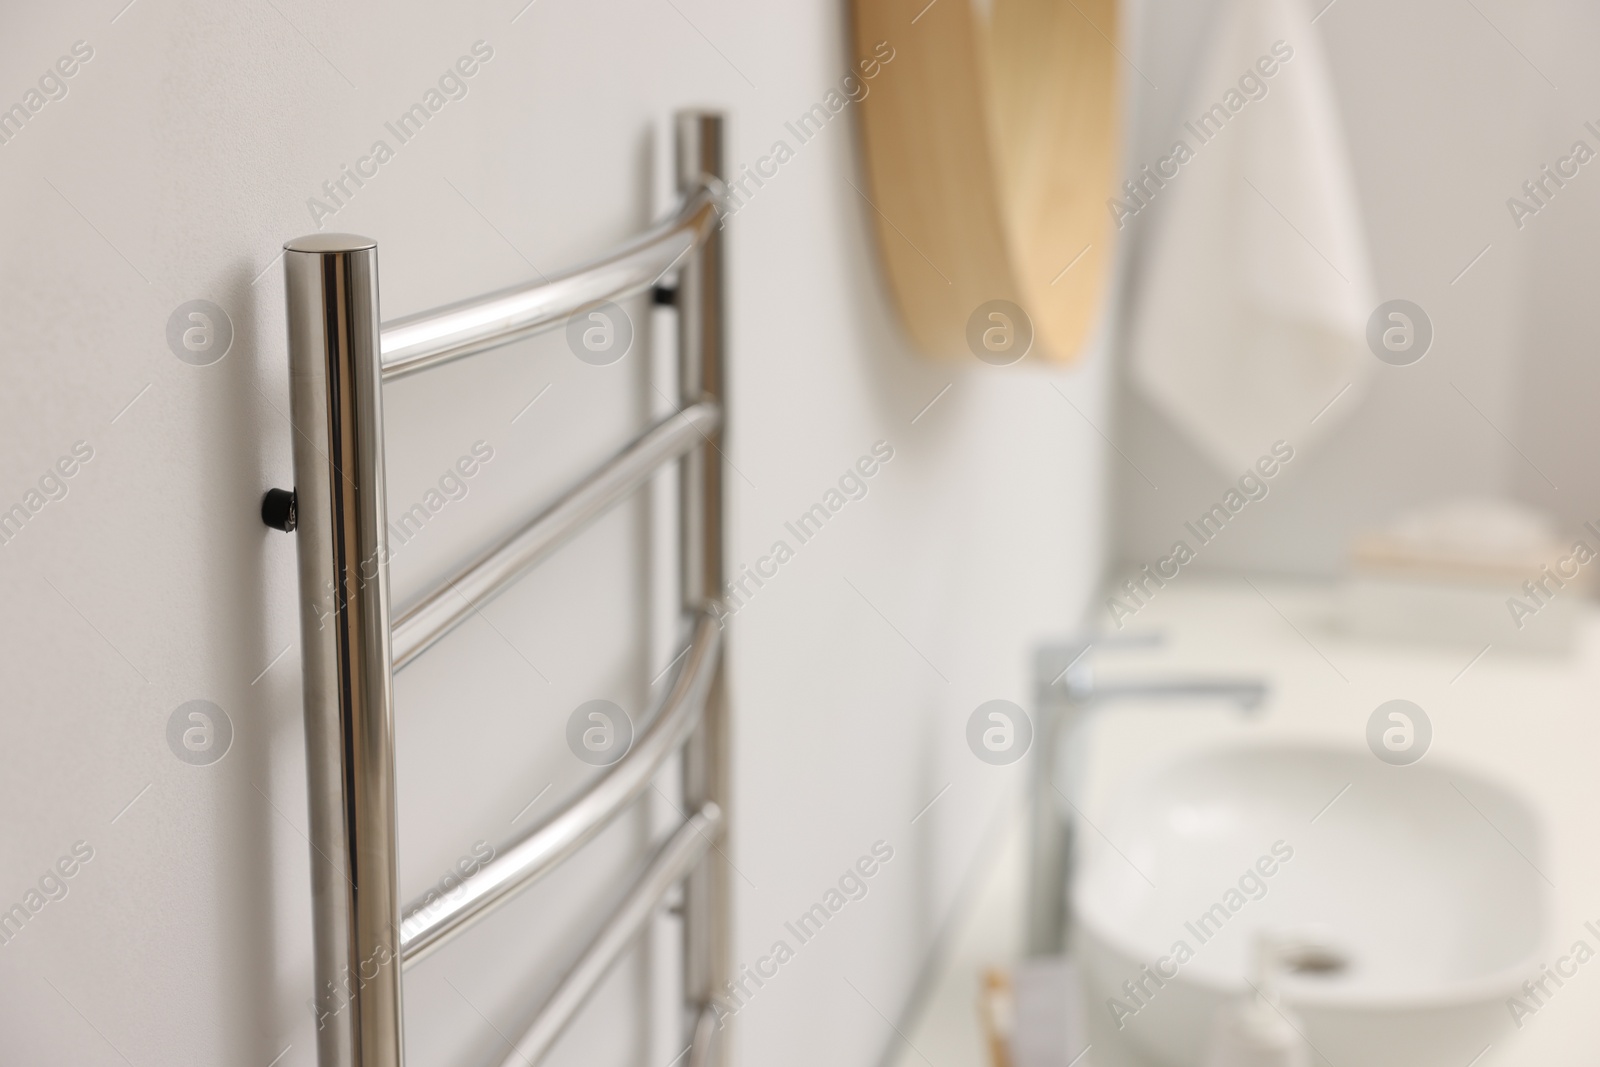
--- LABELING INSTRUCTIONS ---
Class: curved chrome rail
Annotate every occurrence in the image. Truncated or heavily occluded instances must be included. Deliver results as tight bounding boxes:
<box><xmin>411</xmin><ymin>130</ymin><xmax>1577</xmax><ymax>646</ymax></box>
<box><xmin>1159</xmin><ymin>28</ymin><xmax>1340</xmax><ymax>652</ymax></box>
<box><xmin>391</xmin><ymin>401</ymin><xmax>722</xmax><ymax>671</ymax></box>
<box><xmin>398</xmin><ymin>609</ymin><xmax>723</xmax><ymax>965</ymax></box>
<box><xmin>379</xmin><ymin>182</ymin><xmax>722</xmax><ymax>380</ymax></box>
<box><xmin>493</xmin><ymin>804</ymin><xmax>723</xmax><ymax>1067</ymax></box>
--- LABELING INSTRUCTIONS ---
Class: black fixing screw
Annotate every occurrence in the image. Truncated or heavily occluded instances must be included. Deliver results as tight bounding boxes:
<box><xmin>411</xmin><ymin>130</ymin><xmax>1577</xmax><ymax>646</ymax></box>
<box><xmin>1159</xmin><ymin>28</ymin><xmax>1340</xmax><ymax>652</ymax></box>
<box><xmin>261</xmin><ymin>488</ymin><xmax>297</xmax><ymax>532</ymax></box>
<box><xmin>651</xmin><ymin>284</ymin><xmax>678</xmax><ymax>307</ymax></box>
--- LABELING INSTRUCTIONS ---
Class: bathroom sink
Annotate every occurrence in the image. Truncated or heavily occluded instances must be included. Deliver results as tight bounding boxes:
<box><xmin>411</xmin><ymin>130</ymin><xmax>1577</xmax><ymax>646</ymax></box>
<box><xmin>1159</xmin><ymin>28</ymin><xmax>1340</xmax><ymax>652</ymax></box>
<box><xmin>1072</xmin><ymin>744</ymin><xmax>1548</xmax><ymax>1067</ymax></box>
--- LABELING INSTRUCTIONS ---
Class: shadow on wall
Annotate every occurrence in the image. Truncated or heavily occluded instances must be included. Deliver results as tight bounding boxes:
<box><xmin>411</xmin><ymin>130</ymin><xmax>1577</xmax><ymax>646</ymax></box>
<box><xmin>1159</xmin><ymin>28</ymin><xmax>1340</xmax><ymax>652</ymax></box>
<box><xmin>211</xmin><ymin>256</ymin><xmax>284</xmax><ymax>1059</ymax></box>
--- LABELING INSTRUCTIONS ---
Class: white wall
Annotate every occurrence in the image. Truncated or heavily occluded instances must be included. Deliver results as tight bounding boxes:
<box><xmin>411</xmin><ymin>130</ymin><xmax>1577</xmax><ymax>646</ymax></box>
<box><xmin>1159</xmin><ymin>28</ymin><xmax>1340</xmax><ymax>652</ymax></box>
<box><xmin>1113</xmin><ymin>0</ymin><xmax>1600</xmax><ymax>577</ymax></box>
<box><xmin>0</xmin><ymin>3</ymin><xmax>1107</xmax><ymax>1065</ymax></box>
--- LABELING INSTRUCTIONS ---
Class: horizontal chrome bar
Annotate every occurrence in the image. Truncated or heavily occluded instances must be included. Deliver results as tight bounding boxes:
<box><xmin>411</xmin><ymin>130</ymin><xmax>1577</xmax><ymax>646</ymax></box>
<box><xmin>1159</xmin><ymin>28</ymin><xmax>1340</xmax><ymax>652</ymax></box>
<box><xmin>379</xmin><ymin>183</ymin><xmax>722</xmax><ymax>381</ymax></box>
<box><xmin>494</xmin><ymin>804</ymin><xmax>723</xmax><ymax>1067</ymax></box>
<box><xmin>398</xmin><ymin>610</ymin><xmax>723</xmax><ymax>965</ymax></box>
<box><xmin>391</xmin><ymin>402</ymin><xmax>722</xmax><ymax>671</ymax></box>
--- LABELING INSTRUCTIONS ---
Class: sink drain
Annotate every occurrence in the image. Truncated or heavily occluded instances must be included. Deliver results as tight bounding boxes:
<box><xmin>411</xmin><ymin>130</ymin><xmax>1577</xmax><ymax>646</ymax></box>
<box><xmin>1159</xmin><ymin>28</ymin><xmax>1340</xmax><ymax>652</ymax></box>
<box><xmin>1281</xmin><ymin>942</ymin><xmax>1349</xmax><ymax>976</ymax></box>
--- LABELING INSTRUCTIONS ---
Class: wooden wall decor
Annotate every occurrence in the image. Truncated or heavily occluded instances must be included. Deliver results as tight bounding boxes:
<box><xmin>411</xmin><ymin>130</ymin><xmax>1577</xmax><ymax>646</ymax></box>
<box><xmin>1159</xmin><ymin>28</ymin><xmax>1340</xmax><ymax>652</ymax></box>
<box><xmin>850</xmin><ymin>0</ymin><xmax>1120</xmax><ymax>363</ymax></box>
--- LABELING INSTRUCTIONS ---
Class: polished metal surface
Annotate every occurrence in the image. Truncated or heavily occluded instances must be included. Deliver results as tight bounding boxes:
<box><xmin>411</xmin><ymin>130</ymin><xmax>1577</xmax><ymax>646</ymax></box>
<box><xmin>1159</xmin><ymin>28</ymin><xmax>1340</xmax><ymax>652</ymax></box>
<box><xmin>379</xmin><ymin>183</ymin><xmax>722</xmax><ymax>381</ymax></box>
<box><xmin>283</xmin><ymin>112</ymin><xmax>730</xmax><ymax>1067</ymax></box>
<box><xmin>397</xmin><ymin>610</ymin><xmax>723</xmax><ymax>965</ymax></box>
<box><xmin>675</xmin><ymin>111</ymin><xmax>732</xmax><ymax>1028</ymax></box>
<box><xmin>390</xmin><ymin>401</ymin><xmax>723</xmax><ymax>671</ymax></box>
<box><xmin>491</xmin><ymin>805</ymin><xmax>724</xmax><ymax>1067</ymax></box>
<box><xmin>1026</xmin><ymin>638</ymin><xmax>1268</xmax><ymax>956</ymax></box>
<box><xmin>686</xmin><ymin>1002</ymin><xmax>723</xmax><ymax>1067</ymax></box>
<box><xmin>284</xmin><ymin>234</ymin><xmax>405</xmax><ymax>1067</ymax></box>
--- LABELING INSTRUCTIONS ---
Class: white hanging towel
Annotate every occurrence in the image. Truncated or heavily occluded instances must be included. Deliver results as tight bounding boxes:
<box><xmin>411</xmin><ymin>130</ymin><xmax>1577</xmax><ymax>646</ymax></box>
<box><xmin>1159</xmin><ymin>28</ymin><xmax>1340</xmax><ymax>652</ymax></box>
<box><xmin>1128</xmin><ymin>0</ymin><xmax>1375</xmax><ymax>473</ymax></box>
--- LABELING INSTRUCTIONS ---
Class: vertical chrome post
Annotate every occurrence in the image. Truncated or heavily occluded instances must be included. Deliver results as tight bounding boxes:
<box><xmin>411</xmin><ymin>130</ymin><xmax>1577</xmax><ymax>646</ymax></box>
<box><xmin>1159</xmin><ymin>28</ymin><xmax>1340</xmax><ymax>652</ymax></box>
<box><xmin>675</xmin><ymin>111</ymin><xmax>730</xmax><ymax>1059</ymax></box>
<box><xmin>1026</xmin><ymin>644</ymin><xmax>1079</xmax><ymax>956</ymax></box>
<box><xmin>284</xmin><ymin>234</ymin><xmax>406</xmax><ymax>1067</ymax></box>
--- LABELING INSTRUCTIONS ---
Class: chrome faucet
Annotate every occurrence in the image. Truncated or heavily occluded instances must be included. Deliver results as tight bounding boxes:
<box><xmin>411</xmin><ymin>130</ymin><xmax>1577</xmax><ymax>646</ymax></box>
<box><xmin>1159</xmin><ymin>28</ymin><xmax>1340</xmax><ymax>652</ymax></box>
<box><xmin>1026</xmin><ymin>635</ymin><xmax>1267</xmax><ymax>956</ymax></box>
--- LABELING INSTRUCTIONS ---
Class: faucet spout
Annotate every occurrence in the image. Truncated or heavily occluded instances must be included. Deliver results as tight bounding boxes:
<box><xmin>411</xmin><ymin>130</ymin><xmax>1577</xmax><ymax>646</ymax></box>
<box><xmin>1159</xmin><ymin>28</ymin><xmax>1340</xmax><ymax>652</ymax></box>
<box><xmin>1069</xmin><ymin>678</ymin><xmax>1267</xmax><ymax>713</ymax></box>
<box><xmin>1024</xmin><ymin>636</ymin><xmax>1270</xmax><ymax>957</ymax></box>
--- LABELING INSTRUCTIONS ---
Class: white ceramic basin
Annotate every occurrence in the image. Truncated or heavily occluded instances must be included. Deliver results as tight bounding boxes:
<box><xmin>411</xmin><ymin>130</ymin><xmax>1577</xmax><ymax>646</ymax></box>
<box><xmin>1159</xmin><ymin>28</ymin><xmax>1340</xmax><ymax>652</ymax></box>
<box><xmin>1073</xmin><ymin>745</ymin><xmax>1548</xmax><ymax>1067</ymax></box>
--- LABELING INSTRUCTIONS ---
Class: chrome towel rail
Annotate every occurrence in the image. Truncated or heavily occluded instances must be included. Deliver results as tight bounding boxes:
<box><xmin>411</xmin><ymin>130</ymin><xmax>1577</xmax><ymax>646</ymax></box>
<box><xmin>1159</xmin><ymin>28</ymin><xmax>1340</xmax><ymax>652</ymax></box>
<box><xmin>495</xmin><ymin>803</ymin><xmax>724</xmax><ymax>1067</ymax></box>
<box><xmin>276</xmin><ymin>111</ymin><xmax>730</xmax><ymax>1067</ymax></box>
<box><xmin>380</xmin><ymin>181</ymin><xmax>721</xmax><ymax>381</ymax></box>
<box><xmin>398</xmin><ymin>610</ymin><xmax>722</xmax><ymax>964</ymax></box>
<box><xmin>391</xmin><ymin>401</ymin><xmax>722</xmax><ymax>671</ymax></box>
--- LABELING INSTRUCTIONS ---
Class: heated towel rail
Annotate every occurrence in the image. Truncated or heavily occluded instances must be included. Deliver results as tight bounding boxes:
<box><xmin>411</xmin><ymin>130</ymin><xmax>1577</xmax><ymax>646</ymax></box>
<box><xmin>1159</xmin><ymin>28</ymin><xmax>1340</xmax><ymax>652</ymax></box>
<box><xmin>268</xmin><ymin>111</ymin><xmax>730</xmax><ymax>1067</ymax></box>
